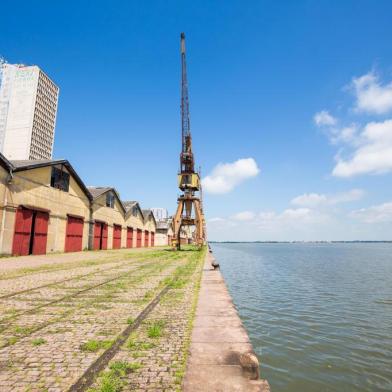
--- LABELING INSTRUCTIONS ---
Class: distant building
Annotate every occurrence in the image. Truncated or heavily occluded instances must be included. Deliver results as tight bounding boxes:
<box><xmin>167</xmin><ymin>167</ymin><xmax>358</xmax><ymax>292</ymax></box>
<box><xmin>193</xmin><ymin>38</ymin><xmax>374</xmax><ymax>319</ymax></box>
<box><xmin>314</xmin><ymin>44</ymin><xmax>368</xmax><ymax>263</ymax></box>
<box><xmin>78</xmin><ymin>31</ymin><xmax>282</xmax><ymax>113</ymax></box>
<box><xmin>0</xmin><ymin>63</ymin><xmax>59</xmax><ymax>160</ymax></box>
<box><xmin>151</xmin><ymin>208</ymin><xmax>168</xmax><ymax>222</ymax></box>
<box><xmin>155</xmin><ymin>218</ymin><xmax>174</xmax><ymax>246</ymax></box>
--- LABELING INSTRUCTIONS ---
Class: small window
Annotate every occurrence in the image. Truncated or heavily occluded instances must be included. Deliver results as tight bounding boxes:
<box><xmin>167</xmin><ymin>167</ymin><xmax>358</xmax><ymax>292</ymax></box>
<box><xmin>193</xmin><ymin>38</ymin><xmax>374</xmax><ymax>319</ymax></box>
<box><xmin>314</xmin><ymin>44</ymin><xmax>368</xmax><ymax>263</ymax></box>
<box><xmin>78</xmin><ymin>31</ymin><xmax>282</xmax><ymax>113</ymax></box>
<box><xmin>106</xmin><ymin>192</ymin><xmax>115</xmax><ymax>208</ymax></box>
<box><xmin>50</xmin><ymin>166</ymin><xmax>69</xmax><ymax>192</ymax></box>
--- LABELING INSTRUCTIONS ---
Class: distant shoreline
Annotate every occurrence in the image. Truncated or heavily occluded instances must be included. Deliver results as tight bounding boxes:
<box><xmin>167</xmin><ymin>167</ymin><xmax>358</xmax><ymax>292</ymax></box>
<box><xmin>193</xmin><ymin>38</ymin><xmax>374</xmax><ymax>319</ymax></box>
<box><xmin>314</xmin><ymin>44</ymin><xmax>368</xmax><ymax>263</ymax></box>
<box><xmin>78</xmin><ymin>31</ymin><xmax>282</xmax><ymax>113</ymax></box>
<box><xmin>209</xmin><ymin>241</ymin><xmax>392</xmax><ymax>244</ymax></box>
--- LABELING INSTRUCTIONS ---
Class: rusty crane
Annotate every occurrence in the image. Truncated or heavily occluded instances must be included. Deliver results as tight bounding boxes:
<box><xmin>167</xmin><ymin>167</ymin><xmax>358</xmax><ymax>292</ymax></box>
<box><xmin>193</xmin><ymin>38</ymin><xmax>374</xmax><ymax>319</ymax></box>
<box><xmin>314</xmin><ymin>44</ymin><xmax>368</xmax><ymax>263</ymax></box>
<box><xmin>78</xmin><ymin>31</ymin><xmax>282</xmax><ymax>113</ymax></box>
<box><xmin>172</xmin><ymin>33</ymin><xmax>206</xmax><ymax>250</ymax></box>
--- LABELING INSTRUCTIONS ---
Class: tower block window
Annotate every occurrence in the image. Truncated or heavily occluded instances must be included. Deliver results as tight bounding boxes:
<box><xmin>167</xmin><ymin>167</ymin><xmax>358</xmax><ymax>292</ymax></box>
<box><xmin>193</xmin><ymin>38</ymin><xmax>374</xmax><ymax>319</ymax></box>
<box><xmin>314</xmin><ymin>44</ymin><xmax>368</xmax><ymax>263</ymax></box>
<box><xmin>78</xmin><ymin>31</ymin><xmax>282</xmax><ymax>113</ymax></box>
<box><xmin>50</xmin><ymin>166</ymin><xmax>70</xmax><ymax>192</ymax></box>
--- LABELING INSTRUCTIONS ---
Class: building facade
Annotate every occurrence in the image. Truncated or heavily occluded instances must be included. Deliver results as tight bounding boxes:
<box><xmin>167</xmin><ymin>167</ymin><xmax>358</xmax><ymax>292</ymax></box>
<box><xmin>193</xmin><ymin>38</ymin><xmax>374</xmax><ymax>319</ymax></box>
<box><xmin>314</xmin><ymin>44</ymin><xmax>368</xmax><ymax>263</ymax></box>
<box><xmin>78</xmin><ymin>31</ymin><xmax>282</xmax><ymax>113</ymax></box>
<box><xmin>0</xmin><ymin>155</ymin><xmax>158</xmax><ymax>256</ymax></box>
<box><xmin>142</xmin><ymin>210</ymin><xmax>157</xmax><ymax>247</ymax></box>
<box><xmin>124</xmin><ymin>201</ymin><xmax>146</xmax><ymax>248</ymax></box>
<box><xmin>155</xmin><ymin>219</ymin><xmax>174</xmax><ymax>246</ymax></box>
<box><xmin>0</xmin><ymin>63</ymin><xmax>59</xmax><ymax>160</ymax></box>
<box><xmin>0</xmin><ymin>159</ymin><xmax>91</xmax><ymax>255</ymax></box>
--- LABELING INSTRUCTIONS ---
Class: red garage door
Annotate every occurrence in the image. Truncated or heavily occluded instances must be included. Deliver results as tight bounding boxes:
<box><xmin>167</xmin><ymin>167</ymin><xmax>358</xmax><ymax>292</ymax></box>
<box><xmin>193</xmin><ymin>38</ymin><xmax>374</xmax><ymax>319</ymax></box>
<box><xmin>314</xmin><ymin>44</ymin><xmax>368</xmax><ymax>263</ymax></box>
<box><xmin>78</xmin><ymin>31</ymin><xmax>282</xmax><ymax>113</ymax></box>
<box><xmin>65</xmin><ymin>216</ymin><xmax>84</xmax><ymax>252</ymax></box>
<box><xmin>136</xmin><ymin>229</ymin><xmax>142</xmax><ymax>248</ymax></box>
<box><xmin>32</xmin><ymin>211</ymin><xmax>49</xmax><ymax>255</ymax></box>
<box><xmin>144</xmin><ymin>230</ymin><xmax>149</xmax><ymax>247</ymax></box>
<box><xmin>151</xmin><ymin>232</ymin><xmax>155</xmax><ymax>247</ymax></box>
<box><xmin>127</xmin><ymin>228</ymin><xmax>133</xmax><ymax>248</ymax></box>
<box><xmin>113</xmin><ymin>224</ymin><xmax>122</xmax><ymax>249</ymax></box>
<box><xmin>12</xmin><ymin>207</ymin><xmax>33</xmax><ymax>256</ymax></box>
<box><xmin>12</xmin><ymin>207</ymin><xmax>49</xmax><ymax>256</ymax></box>
<box><xmin>94</xmin><ymin>222</ymin><xmax>108</xmax><ymax>250</ymax></box>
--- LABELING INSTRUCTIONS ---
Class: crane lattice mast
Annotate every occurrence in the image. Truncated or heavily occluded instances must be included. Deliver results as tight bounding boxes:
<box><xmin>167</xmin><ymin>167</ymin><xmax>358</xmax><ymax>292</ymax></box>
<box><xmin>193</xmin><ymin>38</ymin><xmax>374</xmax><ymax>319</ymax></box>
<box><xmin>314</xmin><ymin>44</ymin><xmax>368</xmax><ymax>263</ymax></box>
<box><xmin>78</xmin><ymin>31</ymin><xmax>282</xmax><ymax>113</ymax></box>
<box><xmin>172</xmin><ymin>33</ymin><xmax>205</xmax><ymax>250</ymax></box>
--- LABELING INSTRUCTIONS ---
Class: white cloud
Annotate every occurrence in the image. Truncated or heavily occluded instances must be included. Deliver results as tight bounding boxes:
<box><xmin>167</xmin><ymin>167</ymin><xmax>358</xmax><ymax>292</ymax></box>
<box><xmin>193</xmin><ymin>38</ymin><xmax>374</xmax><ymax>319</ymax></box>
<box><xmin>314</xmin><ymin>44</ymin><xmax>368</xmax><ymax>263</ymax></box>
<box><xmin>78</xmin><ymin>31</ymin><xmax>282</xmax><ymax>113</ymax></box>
<box><xmin>327</xmin><ymin>125</ymin><xmax>358</xmax><ymax>145</ymax></box>
<box><xmin>222</xmin><ymin>207</ymin><xmax>325</xmax><ymax>226</ymax></box>
<box><xmin>208</xmin><ymin>217</ymin><xmax>226</xmax><ymax>223</ymax></box>
<box><xmin>352</xmin><ymin>71</ymin><xmax>392</xmax><ymax>114</ymax></box>
<box><xmin>202</xmin><ymin>158</ymin><xmax>260</xmax><ymax>194</ymax></box>
<box><xmin>333</xmin><ymin>119</ymin><xmax>392</xmax><ymax>177</ymax></box>
<box><xmin>329</xmin><ymin>189</ymin><xmax>364</xmax><ymax>204</ymax></box>
<box><xmin>231</xmin><ymin>211</ymin><xmax>255</xmax><ymax>221</ymax></box>
<box><xmin>315</xmin><ymin>70</ymin><xmax>392</xmax><ymax>178</ymax></box>
<box><xmin>351</xmin><ymin>201</ymin><xmax>392</xmax><ymax>223</ymax></box>
<box><xmin>314</xmin><ymin>110</ymin><xmax>337</xmax><ymax>126</ymax></box>
<box><xmin>206</xmin><ymin>199</ymin><xmax>392</xmax><ymax>241</ymax></box>
<box><xmin>291</xmin><ymin>193</ymin><xmax>328</xmax><ymax>208</ymax></box>
<box><xmin>259</xmin><ymin>211</ymin><xmax>276</xmax><ymax>220</ymax></box>
<box><xmin>291</xmin><ymin>189</ymin><xmax>364</xmax><ymax>207</ymax></box>
<box><xmin>280</xmin><ymin>207</ymin><xmax>312</xmax><ymax>220</ymax></box>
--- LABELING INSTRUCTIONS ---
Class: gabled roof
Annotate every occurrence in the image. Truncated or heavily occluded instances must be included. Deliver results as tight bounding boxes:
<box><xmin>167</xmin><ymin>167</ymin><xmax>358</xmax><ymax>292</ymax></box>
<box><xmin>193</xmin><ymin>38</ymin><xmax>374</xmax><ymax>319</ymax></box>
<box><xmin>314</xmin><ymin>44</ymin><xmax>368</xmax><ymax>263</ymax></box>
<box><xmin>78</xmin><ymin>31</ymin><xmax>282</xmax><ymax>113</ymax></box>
<box><xmin>123</xmin><ymin>200</ymin><xmax>138</xmax><ymax>211</ymax></box>
<box><xmin>87</xmin><ymin>186</ymin><xmax>126</xmax><ymax>213</ymax></box>
<box><xmin>87</xmin><ymin>186</ymin><xmax>112</xmax><ymax>199</ymax></box>
<box><xmin>9</xmin><ymin>158</ymin><xmax>92</xmax><ymax>201</ymax></box>
<box><xmin>11</xmin><ymin>159</ymin><xmax>56</xmax><ymax>169</ymax></box>
<box><xmin>0</xmin><ymin>153</ymin><xmax>13</xmax><ymax>172</ymax></box>
<box><xmin>123</xmin><ymin>200</ymin><xmax>144</xmax><ymax>219</ymax></box>
<box><xmin>142</xmin><ymin>209</ymin><xmax>157</xmax><ymax>226</ymax></box>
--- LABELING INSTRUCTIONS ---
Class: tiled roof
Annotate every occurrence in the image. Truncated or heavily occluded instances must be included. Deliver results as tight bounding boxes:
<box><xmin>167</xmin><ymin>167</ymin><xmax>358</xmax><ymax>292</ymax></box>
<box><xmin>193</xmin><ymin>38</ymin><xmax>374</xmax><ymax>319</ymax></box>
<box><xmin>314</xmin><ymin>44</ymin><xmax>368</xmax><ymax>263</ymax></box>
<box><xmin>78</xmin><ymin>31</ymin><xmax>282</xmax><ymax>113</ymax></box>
<box><xmin>10</xmin><ymin>159</ymin><xmax>59</xmax><ymax>168</ymax></box>
<box><xmin>8</xmin><ymin>158</ymin><xmax>91</xmax><ymax>200</ymax></box>
<box><xmin>87</xmin><ymin>186</ymin><xmax>112</xmax><ymax>199</ymax></box>
<box><xmin>123</xmin><ymin>200</ymin><xmax>138</xmax><ymax>211</ymax></box>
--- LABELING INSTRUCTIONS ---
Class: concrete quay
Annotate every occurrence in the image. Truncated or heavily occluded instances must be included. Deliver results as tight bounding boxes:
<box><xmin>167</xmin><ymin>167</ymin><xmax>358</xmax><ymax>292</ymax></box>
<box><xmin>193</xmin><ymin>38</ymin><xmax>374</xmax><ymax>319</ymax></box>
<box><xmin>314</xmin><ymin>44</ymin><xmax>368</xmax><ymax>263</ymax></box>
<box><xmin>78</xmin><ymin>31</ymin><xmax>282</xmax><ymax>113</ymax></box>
<box><xmin>183</xmin><ymin>252</ymin><xmax>270</xmax><ymax>391</ymax></box>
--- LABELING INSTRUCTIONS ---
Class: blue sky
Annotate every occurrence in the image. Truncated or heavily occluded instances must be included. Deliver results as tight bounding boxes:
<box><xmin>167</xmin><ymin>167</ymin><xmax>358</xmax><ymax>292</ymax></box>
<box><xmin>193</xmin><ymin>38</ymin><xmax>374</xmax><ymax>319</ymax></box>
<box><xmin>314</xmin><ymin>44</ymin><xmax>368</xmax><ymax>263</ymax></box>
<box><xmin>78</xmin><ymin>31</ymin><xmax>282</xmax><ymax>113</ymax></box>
<box><xmin>2</xmin><ymin>0</ymin><xmax>392</xmax><ymax>240</ymax></box>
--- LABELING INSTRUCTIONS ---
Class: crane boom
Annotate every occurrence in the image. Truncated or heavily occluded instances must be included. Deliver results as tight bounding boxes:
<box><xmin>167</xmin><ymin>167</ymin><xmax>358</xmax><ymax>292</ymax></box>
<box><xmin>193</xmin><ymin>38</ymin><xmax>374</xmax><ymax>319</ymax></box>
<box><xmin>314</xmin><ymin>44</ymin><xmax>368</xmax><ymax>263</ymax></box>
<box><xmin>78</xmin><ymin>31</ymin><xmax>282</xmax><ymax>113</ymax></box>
<box><xmin>180</xmin><ymin>33</ymin><xmax>194</xmax><ymax>174</ymax></box>
<box><xmin>181</xmin><ymin>32</ymin><xmax>191</xmax><ymax>152</ymax></box>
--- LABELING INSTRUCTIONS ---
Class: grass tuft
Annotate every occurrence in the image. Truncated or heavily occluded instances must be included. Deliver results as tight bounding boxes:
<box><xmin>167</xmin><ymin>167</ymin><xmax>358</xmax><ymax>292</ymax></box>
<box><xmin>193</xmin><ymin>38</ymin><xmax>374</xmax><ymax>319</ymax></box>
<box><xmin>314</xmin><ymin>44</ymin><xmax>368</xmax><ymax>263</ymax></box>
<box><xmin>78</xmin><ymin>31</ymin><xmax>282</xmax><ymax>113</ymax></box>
<box><xmin>32</xmin><ymin>338</ymin><xmax>46</xmax><ymax>346</ymax></box>
<box><xmin>88</xmin><ymin>361</ymin><xmax>142</xmax><ymax>392</ymax></box>
<box><xmin>147</xmin><ymin>320</ymin><xmax>165</xmax><ymax>338</ymax></box>
<box><xmin>80</xmin><ymin>339</ymin><xmax>113</xmax><ymax>352</ymax></box>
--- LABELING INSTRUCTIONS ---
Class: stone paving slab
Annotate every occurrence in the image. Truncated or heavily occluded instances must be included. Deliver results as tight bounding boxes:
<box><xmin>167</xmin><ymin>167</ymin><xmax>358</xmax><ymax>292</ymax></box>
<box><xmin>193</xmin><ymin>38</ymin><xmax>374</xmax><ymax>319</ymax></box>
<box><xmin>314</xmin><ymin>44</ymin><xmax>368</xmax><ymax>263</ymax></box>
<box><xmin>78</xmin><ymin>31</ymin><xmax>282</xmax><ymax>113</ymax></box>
<box><xmin>193</xmin><ymin>315</ymin><xmax>243</xmax><ymax>328</ymax></box>
<box><xmin>191</xmin><ymin>325</ymin><xmax>251</xmax><ymax>343</ymax></box>
<box><xmin>184</xmin><ymin>365</ymin><xmax>269</xmax><ymax>392</ymax></box>
<box><xmin>0</xmin><ymin>247</ymin><xmax>154</xmax><ymax>274</ymax></box>
<box><xmin>187</xmin><ymin>342</ymin><xmax>255</xmax><ymax>365</ymax></box>
<box><xmin>0</xmin><ymin>248</ymin><xmax>188</xmax><ymax>391</ymax></box>
<box><xmin>183</xmin><ymin>252</ymin><xmax>270</xmax><ymax>392</ymax></box>
<box><xmin>81</xmin><ymin>247</ymin><xmax>206</xmax><ymax>392</ymax></box>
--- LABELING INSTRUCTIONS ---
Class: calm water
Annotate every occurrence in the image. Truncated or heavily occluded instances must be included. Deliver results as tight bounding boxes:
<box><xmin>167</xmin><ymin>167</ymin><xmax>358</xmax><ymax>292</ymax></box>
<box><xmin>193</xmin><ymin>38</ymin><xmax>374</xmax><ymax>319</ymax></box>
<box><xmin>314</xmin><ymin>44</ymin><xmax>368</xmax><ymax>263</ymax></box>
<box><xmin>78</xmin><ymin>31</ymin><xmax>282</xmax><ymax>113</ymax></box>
<box><xmin>211</xmin><ymin>243</ymin><xmax>392</xmax><ymax>392</ymax></box>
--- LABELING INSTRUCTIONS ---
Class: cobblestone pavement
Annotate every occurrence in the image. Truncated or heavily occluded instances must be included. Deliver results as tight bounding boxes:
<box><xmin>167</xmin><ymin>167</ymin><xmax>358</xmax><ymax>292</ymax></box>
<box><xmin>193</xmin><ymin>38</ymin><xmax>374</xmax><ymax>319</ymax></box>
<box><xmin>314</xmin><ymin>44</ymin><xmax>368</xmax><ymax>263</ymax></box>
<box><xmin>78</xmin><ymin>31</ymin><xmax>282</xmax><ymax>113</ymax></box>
<box><xmin>0</xmin><ymin>247</ymin><xmax>206</xmax><ymax>392</ymax></box>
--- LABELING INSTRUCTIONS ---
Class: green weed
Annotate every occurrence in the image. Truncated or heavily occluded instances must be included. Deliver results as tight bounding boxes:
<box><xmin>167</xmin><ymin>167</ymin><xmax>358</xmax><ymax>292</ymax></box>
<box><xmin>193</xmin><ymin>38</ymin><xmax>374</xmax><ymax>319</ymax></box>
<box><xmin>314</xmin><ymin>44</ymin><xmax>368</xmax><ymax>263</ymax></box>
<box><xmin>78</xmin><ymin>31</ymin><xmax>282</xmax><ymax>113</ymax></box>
<box><xmin>32</xmin><ymin>338</ymin><xmax>46</xmax><ymax>346</ymax></box>
<box><xmin>126</xmin><ymin>317</ymin><xmax>134</xmax><ymax>325</ymax></box>
<box><xmin>147</xmin><ymin>320</ymin><xmax>165</xmax><ymax>338</ymax></box>
<box><xmin>80</xmin><ymin>339</ymin><xmax>113</xmax><ymax>352</ymax></box>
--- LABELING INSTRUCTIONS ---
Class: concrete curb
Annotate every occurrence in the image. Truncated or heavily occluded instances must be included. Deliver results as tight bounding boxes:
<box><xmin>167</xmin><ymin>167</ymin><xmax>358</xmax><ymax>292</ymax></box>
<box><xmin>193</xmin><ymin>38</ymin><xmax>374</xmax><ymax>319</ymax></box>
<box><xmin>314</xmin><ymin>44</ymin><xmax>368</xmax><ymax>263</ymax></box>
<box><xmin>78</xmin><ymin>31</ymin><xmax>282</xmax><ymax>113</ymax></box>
<box><xmin>183</xmin><ymin>251</ymin><xmax>270</xmax><ymax>391</ymax></box>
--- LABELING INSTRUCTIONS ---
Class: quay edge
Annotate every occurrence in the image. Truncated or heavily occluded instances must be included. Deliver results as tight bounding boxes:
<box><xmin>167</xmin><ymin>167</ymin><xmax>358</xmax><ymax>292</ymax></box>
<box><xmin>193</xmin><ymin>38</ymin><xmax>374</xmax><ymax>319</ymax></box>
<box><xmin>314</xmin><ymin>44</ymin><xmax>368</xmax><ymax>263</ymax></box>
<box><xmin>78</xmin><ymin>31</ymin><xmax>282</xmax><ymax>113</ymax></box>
<box><xmin>183</xmin><ymin>249</ymin><xmax>271</xmax><ymax>391</ymax></box>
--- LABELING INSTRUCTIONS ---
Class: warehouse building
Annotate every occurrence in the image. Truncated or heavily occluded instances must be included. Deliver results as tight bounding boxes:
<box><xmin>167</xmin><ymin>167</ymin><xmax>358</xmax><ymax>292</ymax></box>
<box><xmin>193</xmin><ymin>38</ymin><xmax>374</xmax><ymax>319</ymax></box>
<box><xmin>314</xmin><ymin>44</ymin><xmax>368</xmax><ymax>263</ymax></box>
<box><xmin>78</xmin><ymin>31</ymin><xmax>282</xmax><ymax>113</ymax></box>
<box><xmin>0</xmin><ymin>157</ymin><xmax>91</xmax><ymax>255</ymax></box>
<box><xmin>0</xmin><ymin>153</ymin><xmax>158</xmax><ymax>256</ymax></box>
<box><xmin>155</xmin><ymin>218</ymin><xmax>174</xmax><ymax>246</ymax></box>
<box><xmin>142</xmin><ymin>209</ymin><xmax>157</xmax><ymax>247</ymax></box>
<box><xmin>88</xmin><ymin>186</ymin><xmax>126</xmax><ymax>251</ymax></box>
<box><xmin>123</xmin><ymin>201</ymin><xmax>145</xmax><ymax>248</ymax></box>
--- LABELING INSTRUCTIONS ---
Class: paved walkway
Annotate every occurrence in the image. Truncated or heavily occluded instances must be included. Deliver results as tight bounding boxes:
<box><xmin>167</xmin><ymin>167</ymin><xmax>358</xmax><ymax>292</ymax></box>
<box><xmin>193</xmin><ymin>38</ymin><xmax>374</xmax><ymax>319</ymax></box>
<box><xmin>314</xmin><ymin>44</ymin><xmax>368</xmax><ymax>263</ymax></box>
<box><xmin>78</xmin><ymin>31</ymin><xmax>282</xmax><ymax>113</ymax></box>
<box><xmin>183</xmin><ymin>252</ymin><xmax>270</xmax><ymax>392</ymax></box>
<box><xmin>0</xmin><ymin>247</ymin><xmax>205</xmax><ymax>391</ymax></box>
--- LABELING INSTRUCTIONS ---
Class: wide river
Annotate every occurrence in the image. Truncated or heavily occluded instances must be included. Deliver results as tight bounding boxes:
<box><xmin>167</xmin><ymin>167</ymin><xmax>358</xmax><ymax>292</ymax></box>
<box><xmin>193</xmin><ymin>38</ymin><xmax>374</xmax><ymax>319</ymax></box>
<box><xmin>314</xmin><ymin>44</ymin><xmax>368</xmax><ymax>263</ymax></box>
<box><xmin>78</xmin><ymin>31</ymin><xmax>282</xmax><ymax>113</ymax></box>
<box><xmin>211</xmin><ymin>242</ymin><xmax>392</xmax><ymax>392</ymax></box>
